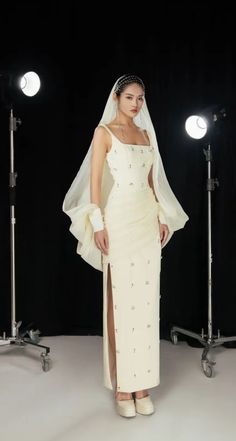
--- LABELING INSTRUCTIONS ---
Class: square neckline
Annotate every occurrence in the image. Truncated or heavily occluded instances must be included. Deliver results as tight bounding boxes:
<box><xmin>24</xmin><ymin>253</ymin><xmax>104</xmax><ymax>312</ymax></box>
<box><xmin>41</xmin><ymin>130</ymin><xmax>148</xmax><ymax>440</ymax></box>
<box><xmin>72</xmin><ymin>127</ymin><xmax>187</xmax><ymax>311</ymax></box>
<box><xmin>102</xmin><ymin>123</ymin><xmax>150</xmax><ymax>148</ymax></box>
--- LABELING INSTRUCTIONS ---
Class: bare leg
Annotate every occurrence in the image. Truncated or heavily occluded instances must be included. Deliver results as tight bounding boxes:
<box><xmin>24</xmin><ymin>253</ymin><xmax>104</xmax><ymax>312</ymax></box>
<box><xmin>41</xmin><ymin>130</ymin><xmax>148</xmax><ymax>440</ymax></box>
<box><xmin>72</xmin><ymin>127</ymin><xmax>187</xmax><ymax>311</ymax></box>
<box><xmin>107</xmin><ymin>264</ymin><xmax>132</xmax><ymax>401</ymax></box>
<box><xmin>134</xmin><ymin>389</ymin><xmax>149</xmax><ymax>399</ymax></box>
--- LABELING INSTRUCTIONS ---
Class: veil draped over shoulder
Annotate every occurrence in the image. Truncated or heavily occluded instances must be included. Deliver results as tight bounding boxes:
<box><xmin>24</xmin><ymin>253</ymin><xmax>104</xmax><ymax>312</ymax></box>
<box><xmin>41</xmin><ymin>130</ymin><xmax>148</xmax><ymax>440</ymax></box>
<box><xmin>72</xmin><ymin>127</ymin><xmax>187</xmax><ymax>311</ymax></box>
<box><xmin>62</xmin><ymin>77</ymin><xmax>189</xmax><ymax>271</ymax></box>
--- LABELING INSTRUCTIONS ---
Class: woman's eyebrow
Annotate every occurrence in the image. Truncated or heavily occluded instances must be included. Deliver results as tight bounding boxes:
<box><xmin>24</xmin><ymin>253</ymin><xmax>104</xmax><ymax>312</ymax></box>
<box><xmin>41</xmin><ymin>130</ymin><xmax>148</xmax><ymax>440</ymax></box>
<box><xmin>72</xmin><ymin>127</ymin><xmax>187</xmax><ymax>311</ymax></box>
<box><xmin>124</xmin><ymin>93</ymin><xmax>144</xmax><ymax>97</ymax></box>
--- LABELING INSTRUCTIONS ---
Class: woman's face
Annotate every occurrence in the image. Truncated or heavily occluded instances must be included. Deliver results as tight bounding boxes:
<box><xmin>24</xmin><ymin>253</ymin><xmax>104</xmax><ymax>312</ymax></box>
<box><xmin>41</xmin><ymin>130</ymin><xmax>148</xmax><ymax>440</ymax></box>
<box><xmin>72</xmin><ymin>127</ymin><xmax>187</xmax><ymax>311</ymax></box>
<box><xmin>117</xmin><ymin>83</ymin><xmax>144</xmax><ymax>117</ymax></box>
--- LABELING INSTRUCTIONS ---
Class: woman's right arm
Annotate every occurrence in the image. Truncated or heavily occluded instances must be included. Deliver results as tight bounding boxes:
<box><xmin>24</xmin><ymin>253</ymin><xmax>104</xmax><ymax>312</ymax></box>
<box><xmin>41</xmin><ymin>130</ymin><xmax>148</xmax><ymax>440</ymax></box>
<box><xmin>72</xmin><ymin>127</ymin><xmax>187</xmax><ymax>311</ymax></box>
<box><xmin>90</xmin><ymin>126</ymin><xmax>110</xmax><ymax>255</ymax></box>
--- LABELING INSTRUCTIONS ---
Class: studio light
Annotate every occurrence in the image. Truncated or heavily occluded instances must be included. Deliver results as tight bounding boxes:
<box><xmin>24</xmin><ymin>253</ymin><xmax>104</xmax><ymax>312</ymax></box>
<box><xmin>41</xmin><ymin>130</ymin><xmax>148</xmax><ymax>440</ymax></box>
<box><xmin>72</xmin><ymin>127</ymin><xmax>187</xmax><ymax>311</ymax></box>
<box><xmin>0</xmin><ymin>70</ymin><xmax>41</xmax><ymax>103</ymax></box>
<box><xmin>171</xmin><ymin>105</ymin><xmax>236</xmax><ymax>378</ymax></box>
<box><xmin>185</xmin><ymin>106</ymin><xmax>227</xmax><ymax>140</ymax></box>
<box><xmin>185</xmin><ymin>115</ymin><xmax>208</xmax><ymax>139</ymax></box>
<box><xmin>0</xmin><ymin>70</ymin><xmax>51</xmax><ymax>372</ymax></box>
<box><xmin>19</xmin><ymin>71</ymin><xmax>41</xmax><ymax>97</ymax></box>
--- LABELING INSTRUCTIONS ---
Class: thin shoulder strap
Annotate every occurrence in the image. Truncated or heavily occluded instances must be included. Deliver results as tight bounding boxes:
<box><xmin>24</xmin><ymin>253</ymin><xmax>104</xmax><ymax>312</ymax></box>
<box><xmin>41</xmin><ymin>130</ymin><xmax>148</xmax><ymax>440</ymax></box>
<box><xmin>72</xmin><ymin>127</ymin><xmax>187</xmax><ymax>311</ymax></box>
<box><xmin>98</xmin><ymin>123</ymin><xmax>114</xmax><ymax>138</ymax></box>
<box><xmin>142</xmin><ymin>128</ymin><xmax>151</xmax><ymax>146</ymax></box>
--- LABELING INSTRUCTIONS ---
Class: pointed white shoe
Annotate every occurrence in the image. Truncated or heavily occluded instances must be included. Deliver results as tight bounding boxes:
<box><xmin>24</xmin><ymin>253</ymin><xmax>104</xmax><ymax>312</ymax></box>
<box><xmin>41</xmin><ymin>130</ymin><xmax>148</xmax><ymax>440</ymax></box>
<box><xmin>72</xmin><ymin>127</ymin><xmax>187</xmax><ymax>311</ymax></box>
<box><xmin>116</xmin><ymin>398</ymin><xmax>136</xmax><ymax>418</ymax></box>
<box><xmin>135</xmin><ymin>395</ymin><xmax>155</xmax><ymax>415</ymax></box>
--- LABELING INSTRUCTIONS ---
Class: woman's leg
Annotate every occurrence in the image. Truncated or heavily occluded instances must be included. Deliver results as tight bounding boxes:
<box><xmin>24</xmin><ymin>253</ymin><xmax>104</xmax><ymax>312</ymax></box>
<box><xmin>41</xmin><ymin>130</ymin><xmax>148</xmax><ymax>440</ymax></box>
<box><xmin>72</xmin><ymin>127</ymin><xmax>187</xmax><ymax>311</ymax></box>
<box><xmin>107</xmin><ymin>264</ymin><xmax>132</xmax><ymax>400</ymax></box>
<box><xmin>134</xmin><ymin>389</ymin><xmax>149</xmax><ymax>399</ymax></box>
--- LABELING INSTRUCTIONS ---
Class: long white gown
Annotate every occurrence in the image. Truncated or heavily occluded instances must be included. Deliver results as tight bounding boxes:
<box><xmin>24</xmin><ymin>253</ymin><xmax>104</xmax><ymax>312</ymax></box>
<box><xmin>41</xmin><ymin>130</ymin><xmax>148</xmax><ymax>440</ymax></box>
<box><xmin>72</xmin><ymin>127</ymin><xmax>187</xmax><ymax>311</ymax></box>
<box><xmin>100</xmin><ymin>124</ymin><xmax>162</xmax><ymax>393</ymax></box>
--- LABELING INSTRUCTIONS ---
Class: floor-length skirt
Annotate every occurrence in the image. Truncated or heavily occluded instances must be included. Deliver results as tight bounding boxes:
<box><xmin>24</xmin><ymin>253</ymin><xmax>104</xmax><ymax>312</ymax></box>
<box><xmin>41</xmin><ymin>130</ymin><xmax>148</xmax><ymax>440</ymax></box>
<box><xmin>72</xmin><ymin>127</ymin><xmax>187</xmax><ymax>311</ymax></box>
<box><xmin>102</xmin><ymin>185</ymin><xmax>162</xmax><ymax>392</ymax></box>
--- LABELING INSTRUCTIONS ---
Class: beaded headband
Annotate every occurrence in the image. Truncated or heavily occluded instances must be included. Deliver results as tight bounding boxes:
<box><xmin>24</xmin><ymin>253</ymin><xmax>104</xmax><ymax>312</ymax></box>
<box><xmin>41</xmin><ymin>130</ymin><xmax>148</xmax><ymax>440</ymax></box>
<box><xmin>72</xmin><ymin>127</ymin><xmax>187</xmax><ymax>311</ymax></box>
<box><xmin>114</xmin><ymin>75</ymin><xmax>145</xmax><ymax>93</ymax></box>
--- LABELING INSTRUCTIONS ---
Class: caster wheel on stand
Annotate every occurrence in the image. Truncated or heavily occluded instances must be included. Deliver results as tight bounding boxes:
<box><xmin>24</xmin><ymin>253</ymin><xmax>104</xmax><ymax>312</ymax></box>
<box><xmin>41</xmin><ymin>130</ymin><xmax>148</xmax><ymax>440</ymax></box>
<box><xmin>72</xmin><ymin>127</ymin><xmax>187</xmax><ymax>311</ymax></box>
<box><xmin>171</xmin><ymin>330</ymin><xmax>178</xmax><ymax>345</ymax></box>
<box><xmin>41</xmin><ymin>353</ymin><xmax>51</xmax><ymax>372</ymax></box>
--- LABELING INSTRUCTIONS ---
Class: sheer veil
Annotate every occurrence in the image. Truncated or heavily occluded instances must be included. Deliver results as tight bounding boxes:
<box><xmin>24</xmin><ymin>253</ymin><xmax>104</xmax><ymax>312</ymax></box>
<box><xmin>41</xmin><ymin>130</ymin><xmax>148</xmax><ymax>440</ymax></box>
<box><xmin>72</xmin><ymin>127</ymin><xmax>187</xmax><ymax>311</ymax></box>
<box><xmin>63</xmin><ymin>76</ymin><xmax>189</xmax><ymax>271</ymax></box>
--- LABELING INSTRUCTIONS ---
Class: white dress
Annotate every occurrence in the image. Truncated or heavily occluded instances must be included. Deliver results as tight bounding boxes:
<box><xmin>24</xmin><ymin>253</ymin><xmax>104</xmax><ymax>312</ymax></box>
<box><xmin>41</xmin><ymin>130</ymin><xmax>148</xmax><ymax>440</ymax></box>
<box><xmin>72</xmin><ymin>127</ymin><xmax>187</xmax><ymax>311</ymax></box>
<box><xmin>100</xmin><ymin>124</ymin><xmax>162</xmax><ymax>393</ymax></box>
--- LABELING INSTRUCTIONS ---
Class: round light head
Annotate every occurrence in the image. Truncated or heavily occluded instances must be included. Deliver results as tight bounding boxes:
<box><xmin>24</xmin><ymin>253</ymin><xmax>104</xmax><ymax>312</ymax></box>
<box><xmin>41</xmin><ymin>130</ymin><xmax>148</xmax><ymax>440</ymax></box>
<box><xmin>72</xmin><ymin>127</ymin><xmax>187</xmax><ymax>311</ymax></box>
<box><xmin>20</xmin><ymin>71</ymin><xmax>41</xmax><ymax>97</ymax></box>
<box><xmin>185</xmin><ymin>115</ymin><xmax>208</xmax><ymax>139</ymax></box>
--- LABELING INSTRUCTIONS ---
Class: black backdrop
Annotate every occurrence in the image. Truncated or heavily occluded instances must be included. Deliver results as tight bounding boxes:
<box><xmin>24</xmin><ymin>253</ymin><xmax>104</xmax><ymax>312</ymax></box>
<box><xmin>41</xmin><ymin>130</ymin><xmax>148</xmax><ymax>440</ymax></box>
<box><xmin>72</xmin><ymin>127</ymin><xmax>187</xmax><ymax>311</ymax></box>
<box><xmin>0</xmin><ymin>2</ymin><xmax>235</xmax><ymax>345</ymax></box>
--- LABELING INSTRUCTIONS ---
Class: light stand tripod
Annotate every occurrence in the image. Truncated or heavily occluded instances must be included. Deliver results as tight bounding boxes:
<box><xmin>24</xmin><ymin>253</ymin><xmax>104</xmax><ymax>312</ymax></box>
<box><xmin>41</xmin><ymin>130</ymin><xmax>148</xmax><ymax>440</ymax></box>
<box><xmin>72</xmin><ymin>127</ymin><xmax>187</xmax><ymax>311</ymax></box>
<box><xmin>0</xmin><ymin>107</ymin><xmax>51</xmax><ymax>372</ymax></box>
<box><xmin>171</xmin><ymin>140</ymin><xmax>236</xmax><ymax>377</ymax></box>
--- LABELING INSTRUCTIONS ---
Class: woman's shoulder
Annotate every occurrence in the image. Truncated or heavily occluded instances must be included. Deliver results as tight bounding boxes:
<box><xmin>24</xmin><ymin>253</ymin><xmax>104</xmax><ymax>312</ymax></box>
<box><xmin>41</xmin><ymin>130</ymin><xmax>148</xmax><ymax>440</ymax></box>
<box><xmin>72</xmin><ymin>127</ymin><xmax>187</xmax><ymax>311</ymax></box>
<box><xmin>93</xmin><ymin>124</ymin><xmax>112</xmax><ymax>149</ymax></box>
<box><xmin>94</xmin><ymin>124</ymin><xmax>109</xmax><ymax>138</ymax></box>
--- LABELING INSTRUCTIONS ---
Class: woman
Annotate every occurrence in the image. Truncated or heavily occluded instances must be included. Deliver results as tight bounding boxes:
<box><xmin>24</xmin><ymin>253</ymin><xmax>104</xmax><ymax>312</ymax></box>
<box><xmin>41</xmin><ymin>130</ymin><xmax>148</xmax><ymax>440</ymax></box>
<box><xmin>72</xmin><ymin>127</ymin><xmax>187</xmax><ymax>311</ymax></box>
<box><xmin>63</xmin><ymin>74</ymin><xmax>189</xmax><ymax>418</ymax></box>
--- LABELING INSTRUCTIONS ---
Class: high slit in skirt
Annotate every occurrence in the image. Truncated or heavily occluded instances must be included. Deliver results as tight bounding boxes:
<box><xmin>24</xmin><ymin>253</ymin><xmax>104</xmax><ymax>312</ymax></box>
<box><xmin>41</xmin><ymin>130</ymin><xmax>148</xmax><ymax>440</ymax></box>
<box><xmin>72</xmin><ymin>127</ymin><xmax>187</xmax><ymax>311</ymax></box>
<box><xmin>102</xmin><ymin>185</ymin><xmax>162</xmax><ymax>392</ymax></box>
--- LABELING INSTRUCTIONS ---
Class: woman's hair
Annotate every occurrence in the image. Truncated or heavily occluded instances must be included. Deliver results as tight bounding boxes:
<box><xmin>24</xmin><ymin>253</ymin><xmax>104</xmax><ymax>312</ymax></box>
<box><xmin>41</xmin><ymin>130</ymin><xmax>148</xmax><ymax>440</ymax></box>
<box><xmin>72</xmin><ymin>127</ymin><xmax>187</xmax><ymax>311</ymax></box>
<box><xmin>114</xmin><ymin>74</ymin><xmax>145</xmax><ymax>96</ymax></box>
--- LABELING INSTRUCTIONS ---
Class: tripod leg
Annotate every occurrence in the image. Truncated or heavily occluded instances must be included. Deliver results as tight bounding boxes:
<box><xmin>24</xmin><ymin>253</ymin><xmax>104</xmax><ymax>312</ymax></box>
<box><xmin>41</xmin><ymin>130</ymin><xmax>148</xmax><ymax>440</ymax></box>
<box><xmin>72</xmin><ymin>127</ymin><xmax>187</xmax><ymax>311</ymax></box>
<box><xmin>201</xmin><ymin>345</ymin><xmax>216</xmax><ymax>378</ymax></box>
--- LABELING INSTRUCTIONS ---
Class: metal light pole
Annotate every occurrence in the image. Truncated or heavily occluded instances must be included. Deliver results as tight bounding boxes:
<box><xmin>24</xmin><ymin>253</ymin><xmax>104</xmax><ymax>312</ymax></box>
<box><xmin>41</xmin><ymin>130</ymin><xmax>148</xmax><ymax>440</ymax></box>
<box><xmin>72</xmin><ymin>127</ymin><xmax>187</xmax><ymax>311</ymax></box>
<box><xmin>0</xmin><ymin>73</ymin><xmax>51</xmax><ymax>372</ymax></box>
<box><xmin>170</xmin><ymin>110</ymin><xmax>236</xmax><ymax>377</ymax></box>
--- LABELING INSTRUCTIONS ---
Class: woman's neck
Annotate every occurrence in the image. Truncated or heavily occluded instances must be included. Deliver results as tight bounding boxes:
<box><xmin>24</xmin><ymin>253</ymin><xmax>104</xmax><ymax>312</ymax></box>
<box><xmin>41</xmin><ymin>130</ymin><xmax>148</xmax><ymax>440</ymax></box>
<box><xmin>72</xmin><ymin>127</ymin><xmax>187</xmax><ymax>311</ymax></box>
<box><xmin>113</xmin><ymin>117</ymin><xmax>135</xmax><ymax>128</ymax></box>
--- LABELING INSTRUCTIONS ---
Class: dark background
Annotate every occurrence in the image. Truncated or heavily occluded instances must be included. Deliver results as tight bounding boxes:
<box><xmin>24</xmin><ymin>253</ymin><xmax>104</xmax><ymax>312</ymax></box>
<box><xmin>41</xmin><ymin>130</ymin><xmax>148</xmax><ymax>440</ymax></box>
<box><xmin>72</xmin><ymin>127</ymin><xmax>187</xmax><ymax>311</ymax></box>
<box><xmin>0</xmin><ymin>2</ymin><xmax>235</xmax><ymax>345</ymax></box>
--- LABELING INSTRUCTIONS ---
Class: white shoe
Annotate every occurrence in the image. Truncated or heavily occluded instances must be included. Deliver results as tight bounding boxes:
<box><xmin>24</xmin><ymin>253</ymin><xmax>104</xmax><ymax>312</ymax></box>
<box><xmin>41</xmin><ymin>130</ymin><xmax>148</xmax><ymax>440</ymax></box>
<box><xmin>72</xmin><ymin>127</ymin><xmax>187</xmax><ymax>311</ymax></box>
<box><xmin>135</xmin><ymin>395</ymin><xmax>155</xmax><ymax>415</ymax></box>
<box><xmin>116</xmin><ymin>398</ymin><xmax>136</xmax><ymax>418</ymax></box>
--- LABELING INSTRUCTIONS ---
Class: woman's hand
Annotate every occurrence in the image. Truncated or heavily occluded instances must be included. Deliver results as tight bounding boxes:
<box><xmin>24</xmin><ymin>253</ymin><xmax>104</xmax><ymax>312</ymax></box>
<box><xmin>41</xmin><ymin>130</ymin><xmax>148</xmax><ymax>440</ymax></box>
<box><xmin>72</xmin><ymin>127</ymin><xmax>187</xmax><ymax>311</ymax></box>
<box><xmin>159</xmin><ymin>222</ymin><xmax>169</xmax><ymax>247</ymax></box>
<box><xmin>94</xmin><ymin>227</ymin><xmax>109</xmax><ymax>255</ymax></box>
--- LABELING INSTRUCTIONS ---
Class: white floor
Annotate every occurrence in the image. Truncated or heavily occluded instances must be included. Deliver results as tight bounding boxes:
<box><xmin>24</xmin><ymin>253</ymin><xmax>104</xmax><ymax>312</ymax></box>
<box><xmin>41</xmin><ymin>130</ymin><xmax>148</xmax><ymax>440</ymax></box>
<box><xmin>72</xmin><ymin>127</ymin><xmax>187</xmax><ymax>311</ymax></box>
<box><xmin>0</xmin><ymin>335</ymin><xmax>235</xmax><ymax>441</ymax></box>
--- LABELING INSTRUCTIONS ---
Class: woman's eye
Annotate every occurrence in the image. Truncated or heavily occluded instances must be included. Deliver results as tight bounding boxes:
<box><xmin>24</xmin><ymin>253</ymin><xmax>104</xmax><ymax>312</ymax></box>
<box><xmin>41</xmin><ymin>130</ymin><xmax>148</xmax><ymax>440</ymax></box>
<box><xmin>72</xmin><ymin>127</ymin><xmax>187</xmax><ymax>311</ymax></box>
<box><xmin>125</xmin><ymin>96</ymin><xmax>143</xmax><ymax>101</ymax></box>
